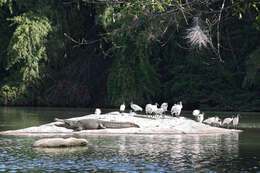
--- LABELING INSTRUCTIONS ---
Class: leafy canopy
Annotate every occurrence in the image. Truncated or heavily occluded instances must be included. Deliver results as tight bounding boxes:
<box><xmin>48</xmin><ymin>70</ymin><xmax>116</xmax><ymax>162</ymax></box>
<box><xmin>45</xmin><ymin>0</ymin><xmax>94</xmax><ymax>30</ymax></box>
<box><xmin>7</xmin><ymin>11</ymin><xmax>52</xmax><ymax>83</ymax></box>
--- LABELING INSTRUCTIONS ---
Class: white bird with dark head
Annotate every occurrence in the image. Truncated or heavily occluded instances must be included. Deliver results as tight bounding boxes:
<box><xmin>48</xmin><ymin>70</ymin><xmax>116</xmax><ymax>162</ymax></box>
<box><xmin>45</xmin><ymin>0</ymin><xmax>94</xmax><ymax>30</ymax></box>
<box><xmin>197</xmin><ymin>112</ymin><xmax>204</xmax><ymax>123</ymax></box>
<box><xmin>215</xmin><ymin>117</ymin><xmax>222</xmax><ymax>126</ymax></box>
<box><xmin>130</xmin><ymin>102</ymin><xmax>143</xmax><ymax>112</ymax></box>
<box><xmin>171</xmin><ymin>101</ymin><xmax>183</xmax><ymax>117</ymax></box>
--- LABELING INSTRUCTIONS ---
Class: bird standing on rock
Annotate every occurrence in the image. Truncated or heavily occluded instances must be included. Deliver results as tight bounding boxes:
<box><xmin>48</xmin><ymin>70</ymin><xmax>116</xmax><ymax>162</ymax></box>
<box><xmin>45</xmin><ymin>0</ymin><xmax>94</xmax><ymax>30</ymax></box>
<box><xmin>192</xmin><ymin>109</ymin><xmax>200</xmax><ymax>121</ymax></box>
<box><xmin>197</xmin><ymin>112</ymin><xmax>204</xmax><ymax>123</ymax></box>
<box><xmin>120</xmin><ymin>102</ymin><xmax>125</xmax><ymax>113</ymax></box>
<box><xmin>192</xmin><ymin>109</ymin><xmax>200</xmax><ymax>116</ymax></box>
<box><xmin>160</xmin><ymin>103</ymin><xmax>168</xmax><ymax>112</ymax></box>
<box><xmin>95</xmin><ymin>108</ymin><xmax>101</xmax><ymax>115</ymax></box>
<box><xmin>130</xmin><ymin>102</ymin><xmax>143</xmax><ymax>112</ymax></box>
<box><xmin>171</xmin><ymin>101</ymin><xmax>183</xmax><ymax>117</ymax></box>
<box><xmin>145</xmin><ymin>103</ymin><xmax>158</xmax><ymax>118</ymax></box>
<box><xmin>203</xmin><ymin>116</ymin><xmax>219</xmax><ymax>126</ymax></box>
<box><xmin>233</xmin><ymin>114</ymin><xmax>240</xmax><ymax>129</ymax></box>
<box><xmin>222</xmin><ymin>117</ymin><xmax>233</xmax><ymax>128</ymax></box>
<box><xmin>159</xmin><ymin>102</ymin><xmax>168</xmax><ymax>118</ymax></box>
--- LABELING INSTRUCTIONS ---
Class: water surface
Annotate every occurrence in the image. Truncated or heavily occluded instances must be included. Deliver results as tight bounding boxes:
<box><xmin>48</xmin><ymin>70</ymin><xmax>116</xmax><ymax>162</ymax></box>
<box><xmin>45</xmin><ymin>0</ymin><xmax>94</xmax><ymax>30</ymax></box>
<box><xmin>0</xmin><ymin>107</ymin><xmax>260</xmax><ymax>172</ymax></box>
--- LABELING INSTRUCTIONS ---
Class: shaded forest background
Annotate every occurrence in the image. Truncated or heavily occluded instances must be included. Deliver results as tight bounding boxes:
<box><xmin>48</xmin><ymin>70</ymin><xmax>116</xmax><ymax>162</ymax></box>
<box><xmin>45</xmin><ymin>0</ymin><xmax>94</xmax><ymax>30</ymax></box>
<box><xmin>0</xmin><ymin>0</ymin><xmax>259</xmax><ymax>111</ymax></box>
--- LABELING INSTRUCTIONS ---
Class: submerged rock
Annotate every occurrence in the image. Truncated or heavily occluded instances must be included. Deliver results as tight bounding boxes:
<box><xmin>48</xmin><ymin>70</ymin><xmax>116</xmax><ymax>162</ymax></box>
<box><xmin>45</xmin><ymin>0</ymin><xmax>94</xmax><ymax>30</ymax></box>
<box><xmin>33</xmin><ymin>137</ymin><xmax>88</xmax><ymax>148</ymax></box>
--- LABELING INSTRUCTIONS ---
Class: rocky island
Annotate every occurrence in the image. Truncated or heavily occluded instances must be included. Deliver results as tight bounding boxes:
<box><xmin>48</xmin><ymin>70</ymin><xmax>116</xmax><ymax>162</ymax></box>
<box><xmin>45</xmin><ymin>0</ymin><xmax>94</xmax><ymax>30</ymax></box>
<box><xmin>0</xmin><ymin>111</ymin><xmax>242</xmax><ymax>137</ymax></box>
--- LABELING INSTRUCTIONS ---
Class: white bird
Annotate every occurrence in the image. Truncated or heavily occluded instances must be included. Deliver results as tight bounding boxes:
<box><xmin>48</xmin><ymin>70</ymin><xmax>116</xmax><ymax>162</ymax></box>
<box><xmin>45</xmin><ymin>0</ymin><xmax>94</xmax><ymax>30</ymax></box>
<box><xmin>203</xmin><ymin>116</ymin><xmax>218</xmax><ymax>125</ymax></box>
<box><xmin>94</xmin><ymin>108</ymin><xmax>101</xmax><ymax>115</ymax></box>
<box><xmin>233</xmin><ymin>114</ymin><xmax>240</xmax><ymax>129</ymax></box>
<box><xmin>171</xmin><ymin>101</ymin><xmax>183</xmax><ymax>117</ymax></box>
<box><xmin>145</xmin><ymin>104</ymin><xmax>153</xmax><ymax>115</ymax></box>
<box><xmin>222</xmin><ymin>117</ymin><xmax>234</xmax><ymax>128</ymax></box>
<box><xmin>205</xmin><ymin>116</ymin><xmax>222</xmax><ymax>126</ymax></box>
<box><xmin>215</xmin><ymin>117</ymin><xmax>222</xmax><ymax>126</ymax></box>
<box><xmin>192</xmin><ymin>109</ymin><xmax>200</xmax><ymax>116</ymax></box>
<box><xmin>197</xmin><ymin>112</ymin><xmax>204</xmax><ymax>123</ymax></box>
<box><xmin>120</xmin><ymin>102</ymin><xmax>125</xmax><ymax>113</ymax></box>
<box><xmin>130</xmin><ymin>102</ymin><xmax>143</xmax><ymax>112</ymax></box>
<box><xmin>160</xmin><ymin>102</ymin><xmax>168</xmax><ymax>112</ymax></box>
<box><xmin>155</xmin><ymin>107</ymin><xmax>165</xmax><ymax>118</ymax></box>
<box><xmin>145</xmin><ymin>103</ymin><xmax>158</xmax><ymax>118</ymax></box>
<box><xmin>160</xmin><ymin>102</ymin><xmax>168</xmax><ymax>118</ymax></box>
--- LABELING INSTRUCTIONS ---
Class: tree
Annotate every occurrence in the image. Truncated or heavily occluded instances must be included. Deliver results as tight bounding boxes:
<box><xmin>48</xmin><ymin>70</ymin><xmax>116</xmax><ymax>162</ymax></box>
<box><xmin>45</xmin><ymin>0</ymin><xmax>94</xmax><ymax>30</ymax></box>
<box><xmin>7</xmin><ymin>11</ymin><xmax>52</xmax><ymax>83</ymax></box>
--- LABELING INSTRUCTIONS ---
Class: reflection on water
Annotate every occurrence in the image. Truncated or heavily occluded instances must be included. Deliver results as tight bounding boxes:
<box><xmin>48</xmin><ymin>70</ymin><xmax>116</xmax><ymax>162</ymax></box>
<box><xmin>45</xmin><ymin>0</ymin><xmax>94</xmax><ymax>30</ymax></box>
<box><xmin>0</xmin><ymin>107</ymin><xmax>260</xmax><ymax>172</ymax></box>
<box><xmin>0</xmin><ymin>133</ymin><xmax>245</xmax><ymax>172</ymax></box>
<box><xmin>35</xmin><ymin>146</ymin><xmax>89</xmax><ymax>155</ymax></box>
<box><xmin>88</xmin><ymin>134</ymin><xmax>240</xmax><ymax>172</ymax></box>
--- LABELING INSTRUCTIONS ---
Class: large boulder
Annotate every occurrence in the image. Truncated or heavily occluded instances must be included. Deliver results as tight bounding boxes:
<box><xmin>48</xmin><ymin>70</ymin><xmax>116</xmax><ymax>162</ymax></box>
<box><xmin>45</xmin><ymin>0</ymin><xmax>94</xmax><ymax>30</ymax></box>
<box><xmin>0</xmin><ymin>113</ymin><xmax>243</xmax><ymax>137</ymax></box>
<box><xmin>33</xmin><ymin>137</ymin><xmax>88</xmax><ymax>148</ymax></box>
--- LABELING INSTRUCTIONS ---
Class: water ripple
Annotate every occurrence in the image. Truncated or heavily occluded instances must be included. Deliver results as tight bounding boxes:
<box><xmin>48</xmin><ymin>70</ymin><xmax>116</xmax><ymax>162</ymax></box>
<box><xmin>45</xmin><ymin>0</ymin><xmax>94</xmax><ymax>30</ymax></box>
<box><xmin>0</xmin><ymin>133</ymin><xmax>260</xmax><ymax>172</ymax></box>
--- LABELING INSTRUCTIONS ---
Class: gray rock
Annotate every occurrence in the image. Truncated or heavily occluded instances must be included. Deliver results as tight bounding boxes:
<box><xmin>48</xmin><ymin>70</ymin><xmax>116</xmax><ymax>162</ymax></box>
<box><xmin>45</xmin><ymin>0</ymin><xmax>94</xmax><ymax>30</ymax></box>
<box><xmin>33</xmin><ymin>137</ymin><xmax>88</xmax><ymax>148</ymax></box>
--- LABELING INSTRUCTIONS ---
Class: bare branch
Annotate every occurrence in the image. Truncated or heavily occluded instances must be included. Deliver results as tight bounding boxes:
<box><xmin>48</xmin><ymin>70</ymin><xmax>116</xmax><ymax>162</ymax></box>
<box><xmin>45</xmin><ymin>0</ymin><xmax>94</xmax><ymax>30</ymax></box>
<box><xmin>216</xmin><ymin>0</ymin><xmax>226</xmax><ymax>62</ymax></box>
<box><xmin>64</xmin><ymin>33</ymin><xmax>100</xmax><ymax>46</ymax></box>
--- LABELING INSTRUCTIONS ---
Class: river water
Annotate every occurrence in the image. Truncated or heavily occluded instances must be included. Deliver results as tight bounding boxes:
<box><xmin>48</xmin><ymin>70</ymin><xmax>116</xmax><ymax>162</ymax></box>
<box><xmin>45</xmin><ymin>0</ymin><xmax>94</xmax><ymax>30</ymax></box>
<box><xmin>0</xmin><ymin>107</ymin><xmax>260</xmax><ymax>172</ymax></box>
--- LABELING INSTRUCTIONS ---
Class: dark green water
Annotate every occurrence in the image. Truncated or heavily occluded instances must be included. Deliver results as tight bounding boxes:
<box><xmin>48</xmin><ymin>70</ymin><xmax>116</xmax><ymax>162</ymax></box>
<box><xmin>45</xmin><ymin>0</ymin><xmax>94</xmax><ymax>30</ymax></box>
<box><xmin>0</xmin><ymin>107</ymin><xmax>260</xmax><ymax>172</ymax></box>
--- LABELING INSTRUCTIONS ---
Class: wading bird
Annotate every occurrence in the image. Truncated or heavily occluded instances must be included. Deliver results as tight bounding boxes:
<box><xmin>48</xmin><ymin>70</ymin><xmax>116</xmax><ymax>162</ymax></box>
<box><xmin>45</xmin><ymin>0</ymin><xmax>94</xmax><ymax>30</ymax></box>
<box><xmin>95</xmin><ymin>108</ymin><xmax>101</xmax><ymax>115</ymax></box>
<box><xmin>197</xmin><ymin>112</ymin><xmax>204</xmax><ymax>123</ymax></box>
<box><xmin>203</xmin><ymin>116</ymin><xmax>219</xmax><ymax>126</ymax></box>
<box><xmin>160</xmin><ymin>102</ymin><xmax>168</xmax><ymax>112</ymax></box>
<box><xmin>130</xmin><ymin>102</ymin><xmax>143</xmax><ymax>112</ymax></box>
<box><xmin>120</xmin><ymin>102</ymin><xmax>125</xmax><ymax>113</ymax></box>
<box><xmin>192</xmin><ymin>109</ymin><xmax>200</xmax><ymax>116</ymax></box>
<box><xmin>145</xmin><ymin>103</ymin><xmax>158</xmax><ymax>118</ymax></box>
<box><xmin>160</xmin><ymin>102</ymin><xmax>168</xmax><ymax>118</ymax></box>
<box><xmin>215</xmin><ymin>117</ymin><xmax>222</xmax><ymax>127</ymax></box>
<box><xmin>222</xmin><ymin>117</ymin><xmax>234</xmax><ymax>128</ymax></box>
<box><xmin>233</xmin><ymin>114</ymin><xmax>240</xmax><ymax>129</ymax></box>
<box><xmin>171</xmin><ymin>101</ymin><xmax>183</xmax><ymax>117</ymax></box>
<box><xmin>192</xmin><ymin>109</ymin><xmax>200</xmax><ymax>121</ymax></box>
<box><xmin>155</xmin><ymin>108</ymin><xmax>165</xmax><ymax>118</ymax></box>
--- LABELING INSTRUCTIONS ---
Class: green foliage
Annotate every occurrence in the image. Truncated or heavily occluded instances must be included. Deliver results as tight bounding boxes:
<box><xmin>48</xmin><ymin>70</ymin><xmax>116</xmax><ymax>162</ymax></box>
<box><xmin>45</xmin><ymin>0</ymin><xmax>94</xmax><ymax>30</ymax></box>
<box><xmin>101</xmin><ymin>1</ymin><xmax>181</xmax><ymax>105</ymax></box>
<box><xmin>98</xmin><ymin>0</ymin><xmax>260</xmax><ymax>109</ymax></box>
<box><xmin>0</xmin><ymin>0</ymin><xmax>13</xmax><ymax>14</ymax></box>
<box><xmin>0</xmin><ymin>0</ymin><xmax>260</xmax><ymax>110</ymax></box>
<box><xmin>0</xmin><ymin>85</ymin><xmax>18</xmax><ymax>105</ymax></box>
<box><xmin>229</xmin><ymin>0</ymin><xmax>260</xmax><ymax>29</ymax></box>
<box><xmin>0</xmin><ymin>4</ymin><xmax>12</xmax><ymax>79</ymax></box>
<box><xmin>242</xmin><ymin>48</ymin><xmax>260</xmax><ymax>88</ymax></box>
<box><xmin>7</xmin><ymin>11</ymin><xmax>52</xmax><ymax>83</ymax></box>
<box><xmin>106</xmin><ymin>31</ymin><xmax>160</xmax><ymax>105</ymax></box>
<box><xmin>44</xmin><ymin>80</ymin><xmax>91</xmax><ymax>107</ymax></box>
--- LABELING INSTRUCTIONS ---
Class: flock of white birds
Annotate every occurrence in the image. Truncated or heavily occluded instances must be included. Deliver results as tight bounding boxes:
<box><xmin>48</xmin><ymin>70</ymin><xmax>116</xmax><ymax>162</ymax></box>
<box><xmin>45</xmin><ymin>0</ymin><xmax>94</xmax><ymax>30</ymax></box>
<box><xmin>192</xmin><ymin>109</ymin><xmax>240</xmax><ymax>129</ymax></box>
<box><xmin>94</xmin><ymin>101</ymin><xmax>240</xmax><ymax>129</ymax></box>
